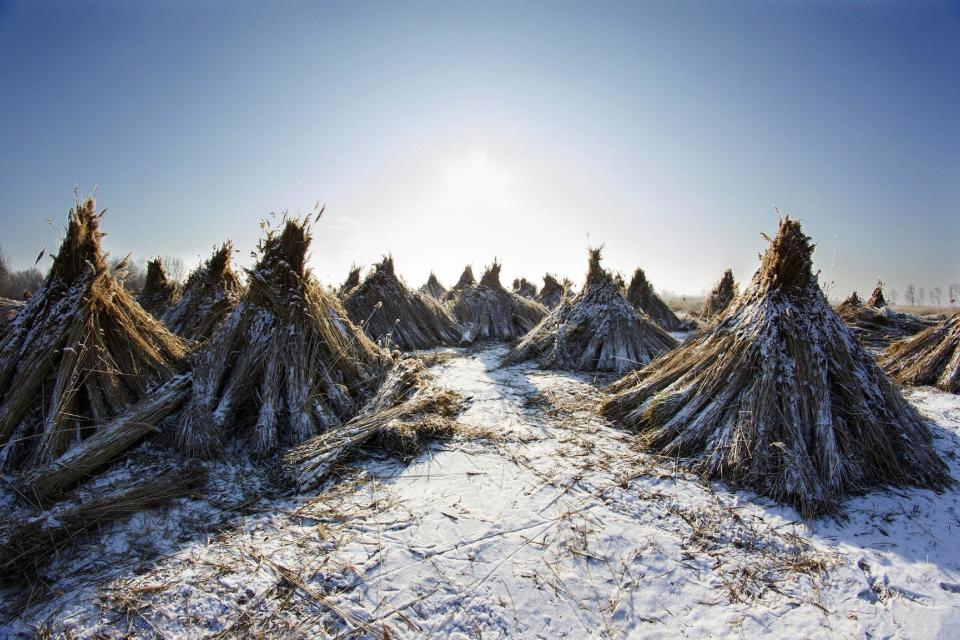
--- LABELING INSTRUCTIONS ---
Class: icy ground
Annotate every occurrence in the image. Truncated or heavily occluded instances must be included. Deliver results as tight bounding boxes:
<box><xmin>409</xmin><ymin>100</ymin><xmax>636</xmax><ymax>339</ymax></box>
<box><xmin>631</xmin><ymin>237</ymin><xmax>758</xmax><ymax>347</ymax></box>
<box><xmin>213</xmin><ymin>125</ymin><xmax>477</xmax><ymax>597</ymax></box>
<box><xmin>2</xmin><ymin>344</ymin><xmax>960</xmax><ymax>638</ymax></box>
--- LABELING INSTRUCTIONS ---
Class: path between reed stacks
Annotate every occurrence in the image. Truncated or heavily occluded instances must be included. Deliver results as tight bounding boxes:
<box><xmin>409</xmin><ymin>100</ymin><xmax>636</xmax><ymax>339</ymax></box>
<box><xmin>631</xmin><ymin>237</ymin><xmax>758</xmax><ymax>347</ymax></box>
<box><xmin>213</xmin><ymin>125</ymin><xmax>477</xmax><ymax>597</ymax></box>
<box><xmin>3</xmin><ymin>344</ymin><xmax>960</xmax><ymax>639</ymax></box>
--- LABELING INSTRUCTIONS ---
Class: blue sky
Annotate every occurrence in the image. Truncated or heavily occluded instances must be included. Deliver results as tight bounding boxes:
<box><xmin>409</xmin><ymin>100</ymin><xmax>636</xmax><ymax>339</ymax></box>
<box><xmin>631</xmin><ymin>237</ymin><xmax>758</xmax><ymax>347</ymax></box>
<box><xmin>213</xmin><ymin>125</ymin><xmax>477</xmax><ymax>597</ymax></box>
<box><xmin>0</xmin><ymin>0</ymin><xmax>958</xmax><ymax>300</ymax></box>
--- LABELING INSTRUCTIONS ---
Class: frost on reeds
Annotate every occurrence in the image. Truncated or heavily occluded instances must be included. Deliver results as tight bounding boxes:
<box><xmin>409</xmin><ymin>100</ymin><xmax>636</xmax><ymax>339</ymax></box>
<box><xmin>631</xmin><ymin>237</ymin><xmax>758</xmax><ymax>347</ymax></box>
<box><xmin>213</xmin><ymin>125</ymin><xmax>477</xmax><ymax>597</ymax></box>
<box><xmin>511</xmin><ymin>277</ymin><xmax>538</xmax><ymax>300</ymax></box>
<box><xmin>175</xmin><ymin>217</ymin><xmax>391</xmax><ymax>459</ymax></box>
<box><xmin>625</xmin><ymin>267</ymin><xmax>682</xmax><ymax>331</ymax></box>
<box><xmin>420</xmin><ymin>272</ymin><xmax>448</xmax><ymax>300</ymax></box>
<box><xmin>837</xmin><ymin>283</ymin><xmax>935</xmax><ymax>348</ymax></box>
<box><xmin>136</xmin><ymin>257</ymin><xmax>179</xmax><ymax>318</ymax></box>
<box><xmin>282</xmin><ymin>357</ymin><xmax>464</xmax><ymax>490</ymax></box>
<box><xmin>601</xmin><ymin>216</ymin><xmax>951</xmax><ymax>517</ymax></box>
<box><xmin>701</xmin><ymin>269</ymin><xmax>738</xmax><ymax>322</ymax></box>
<box><xmin>505</xmin><ymin>248</ymin><xmax>676</xmax><ymax>372</ymax></box>
<box><xmin>536</xmin><ymin>274</ymin><xmax>568</xmax><ymax>310</ymax></box>
<box><xmin>452</xmin><ymin>261</ymin><xmax>547</xmax><ymax>344</ymax></box>
<box><xmin>0</xmin><ymin>198</ymin><xmax>188</xmax><ymax>485</ymax></box>
<box><xmin>343</xmin><ymin>256</ymin><xmax>460</xmax><ymax>351</ymax></box>
<box><xmin>161</xmin><ymin>242</ymin><xmax>244</xmax><ymax>342</ymax></box>
<box><xmin>1</xmin><ymin>463</ymin><xmax>205</xmax><ymax>586</ymax></box>
<box><xmin>880</xmin><ymin>312</ymin><xmax>960</xmax><ymax>394</ymax></box>
<box><xmin>444</xmin><ymin>264</ymin><xmax>476</xmax><ymax>301</ymax></box>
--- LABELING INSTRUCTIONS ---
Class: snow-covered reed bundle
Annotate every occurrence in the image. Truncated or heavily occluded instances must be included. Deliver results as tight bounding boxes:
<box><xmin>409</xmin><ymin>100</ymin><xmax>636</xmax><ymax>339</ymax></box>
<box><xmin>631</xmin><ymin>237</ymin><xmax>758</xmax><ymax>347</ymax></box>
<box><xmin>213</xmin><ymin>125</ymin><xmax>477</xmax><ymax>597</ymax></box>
<box><xmin>512</xmin><ymin>277</ymin><xmax>538</xmax><ymax>300</ymax></box>
<box><xmin>0</xmin><ymin>297</ymin><xmax>23</xmax><ymax>337</ymax></box>
<box><xmin>162</xmin><ymin>242</ymin><xmax>244</xmax><ymax>342</ymax></box>
<box><xmin>601</xmin><ymin>217</ymin><xmax>950</xmax><ymax>517</ymax></box>
<box><xmin>337</xmin><ymin>264</ymin><xmax>362</xmax><ymax>298</ymax></box>
<box><xmin>176</xmin><ymin>217</ymin><xmax>389</xmax><ymax>458</ymax></box>
<box><xmin>444</xmin><ymin>264</ymin><xmax>476</xmax><ymax>301</ymax></box>
<box><xmin>867</xmin><ymin>281</ymin><xmax>886</xmax><ymax>308</ymax></box>
<box><xmin>880</xmin><ymin>313</ymin><xmax>960</xmax><ymax>393</ymax></box>
<box><xmin>837</xmin><ymin>290</ymin><xmax>934</xmax><ymax>348</ymax></box>
<box><xmin>283</xmin><ymin>357</ymin><xmax>463</xmax><ymax>490</ymax></box>
<box><xmin>0</xmin><ymin>198</ymin><xmax>188</xmax><ymax>472</ymax></box>
<box><xmin>505</xmin><ymin>249</ymin><xmax>676</xmax><ymax>372</ymax></box>
<box><xmin>420</xmin><ymin>272</ymin><xmax>448</xmax><ymax>300</ymax></box>
<box><xmin>137</xmin><ymin>257</ymin><xmax>179</xmax><ymax>318</ymax></box>
<box><xmin>537</xmin><ymin>274</ymin><xmax>566</xmax><ymax>309</ymax></box>
<box><xmin>701</xmin><ymin>269</ymin><xmax>737</xmax><ymax>321</ymax></box>
<box><xmin>1</xmin><ymin>463</ymin><xmax>205</xmax><ymax>586</ymax></box>
<box><xmin>625</xmin><ymin>267</ymin><xmax>682</xmax><ymax>331</ymax></box>
<box><xmin>343</xmin><ymin>256</ymin><xmax>460</xmax><ymax>350</ymax></box>
<box><xmin>452</xmin><ymin>261</ymin><xmax>548</xmax><ymax>344</ymax></box>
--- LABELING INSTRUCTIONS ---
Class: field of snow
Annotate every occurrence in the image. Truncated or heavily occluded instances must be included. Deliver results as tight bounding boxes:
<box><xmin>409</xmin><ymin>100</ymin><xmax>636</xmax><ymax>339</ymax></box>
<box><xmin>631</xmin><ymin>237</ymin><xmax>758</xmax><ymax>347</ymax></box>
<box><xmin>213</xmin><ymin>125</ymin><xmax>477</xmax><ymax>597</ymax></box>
<box><xmin>2</xmin><ymin>343</ymin><xmax>959</xmax><ymax>638</ymax></box>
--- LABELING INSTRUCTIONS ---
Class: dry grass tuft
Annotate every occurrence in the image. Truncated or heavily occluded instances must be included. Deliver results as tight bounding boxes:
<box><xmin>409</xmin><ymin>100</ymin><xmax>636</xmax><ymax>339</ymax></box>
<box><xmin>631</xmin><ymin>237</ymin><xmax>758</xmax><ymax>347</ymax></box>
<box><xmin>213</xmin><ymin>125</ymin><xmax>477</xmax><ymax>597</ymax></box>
<box><xmin>601</xmin><ymin>216</ymin><xmax>951</xmax><ymax>517</ymax></box>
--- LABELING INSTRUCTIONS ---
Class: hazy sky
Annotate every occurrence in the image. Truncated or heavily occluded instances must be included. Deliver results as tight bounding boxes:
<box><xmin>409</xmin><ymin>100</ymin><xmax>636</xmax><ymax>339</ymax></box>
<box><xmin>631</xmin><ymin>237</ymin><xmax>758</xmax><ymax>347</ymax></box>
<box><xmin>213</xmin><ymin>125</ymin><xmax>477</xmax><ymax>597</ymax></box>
<box><xmin>1</xmin><ymin>0</ymin><xmax>958</xmax><ymax>299</ymax></box>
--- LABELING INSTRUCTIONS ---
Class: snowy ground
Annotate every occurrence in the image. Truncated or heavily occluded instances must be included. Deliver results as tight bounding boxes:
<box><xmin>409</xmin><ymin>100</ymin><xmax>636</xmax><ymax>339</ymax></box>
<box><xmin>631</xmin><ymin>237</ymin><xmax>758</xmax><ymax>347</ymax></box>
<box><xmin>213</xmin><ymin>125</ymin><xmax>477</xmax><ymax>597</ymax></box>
<box><xmin>2</xmin><ymin>344</ymin><xmax>960</xmax><ymax>638</ymax></box>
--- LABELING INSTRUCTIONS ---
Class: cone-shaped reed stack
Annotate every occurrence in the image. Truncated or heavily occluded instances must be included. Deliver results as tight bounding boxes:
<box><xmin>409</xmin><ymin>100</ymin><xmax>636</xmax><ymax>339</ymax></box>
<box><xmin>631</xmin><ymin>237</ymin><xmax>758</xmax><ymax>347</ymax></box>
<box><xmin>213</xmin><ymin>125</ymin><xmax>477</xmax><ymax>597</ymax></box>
<box><xmin>161</xmin><ymin>242</ymin><xmax>244</xmax><ymax>342</ymax></box>
<box><xmin>505</xmin><ymin>249</ymin><xmax>676</xmax><ymax>372</ymax></box>
<box><xmin>512</xmin><ymin>278</ymin><xmax>538</xmax><ymax>300</ymax></box>
<box><xmin>137</xmin><ymin>258</ymin><xmax>179</xmax><ymax>318</ymax></box>
<box><xmin>701</xmin><ymin>269</ymin><xmax>737</xmax><ymax>321</ymax></box>
<box><xmin>452</xmin><ymin>261</ymin><xmax>547</xmax><ymax>344</ymax></box>
<box><xmin>537</xmin><ymin>274</ymin><xmax>566</xmax><ymax>309</ymax></box>
<box><xmin>601</xmin><ymin>217</ymin><xmax>950</xmax><ymax>517</ymax></box>
<box><xmin>420</xmin><ymin>272</ymin><xmax>448</xmax><ymax>300</ymax></box>
<box><xmin>344</xmin><ymin>256</ymin><xmax>460</xmax><ymax>351</ymax></box>
<box><xmin>337</xmin><ymin>264</ymin><xmax>362</xmax><ymax>299</ymax></box>
<box><xmin>175</xmin><ymin>217</ymin><xmax>389</xmax><ymax>458</ymax></box>
<box><xmin>0</xmin><ymin>198</ymin><xmax>188</xmax><ymax>476</ymax></box>
<box><xmin>837</xmin><ymin>289</ymin><xmax>934</xmax><ymax>349</ymax></box>
<box><xmin>625</xmin><ymin>268</ymin><xmax>682</xmax><ymax>331</ymax></box>
<box><xmin>880</xmin><ymin>313</ymin><xmax>960</xmax><ymax>394</ymax></box>
<box><xmin>867</xmin><ymin>281</ymin><xmax>887</xmax><ymax>309</ymax></box>
<box><xmin>444</xmin><ymin>265</ymin><xmax>476</xmax><ymax>301</ymax></box>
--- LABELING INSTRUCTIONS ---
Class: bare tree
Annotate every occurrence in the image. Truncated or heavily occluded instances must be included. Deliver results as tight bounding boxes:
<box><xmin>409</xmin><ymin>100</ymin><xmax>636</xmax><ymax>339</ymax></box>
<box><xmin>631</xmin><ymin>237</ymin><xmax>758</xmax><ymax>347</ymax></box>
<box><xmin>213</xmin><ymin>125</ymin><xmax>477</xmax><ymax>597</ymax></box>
<box><xmin>904</xmin><ymin>284</ymin><xmax>916</xmax><ymax>306</ymax></box>
<box><xmin>889</xmin><ymin>287</ymin><xmax>900</xmax><ymax>305</ymax></box>
<box><xmin>918</xmin><ymin>287</ymin><xmax>926</xmax><ymax>306</ymax></box>
<box><xmin>949</xmin><ymin>283</ymin><xmax>960</xmax><ymax>306</ymax></box>
<box><xmin>931</xmin><ymin>286</ymin><xmax>942</xmax><ymax>307</ymax></box>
